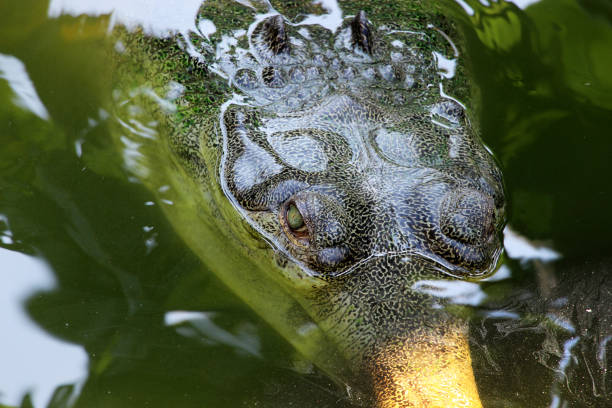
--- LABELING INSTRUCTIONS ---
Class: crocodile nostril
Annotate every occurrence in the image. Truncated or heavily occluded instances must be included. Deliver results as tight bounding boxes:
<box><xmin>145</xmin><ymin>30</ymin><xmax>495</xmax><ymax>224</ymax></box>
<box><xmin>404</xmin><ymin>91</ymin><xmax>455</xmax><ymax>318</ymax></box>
<box><xmin>440</xmin><ymin>189</ymin><xmax>495</xmax><ymax>246</ymax></box>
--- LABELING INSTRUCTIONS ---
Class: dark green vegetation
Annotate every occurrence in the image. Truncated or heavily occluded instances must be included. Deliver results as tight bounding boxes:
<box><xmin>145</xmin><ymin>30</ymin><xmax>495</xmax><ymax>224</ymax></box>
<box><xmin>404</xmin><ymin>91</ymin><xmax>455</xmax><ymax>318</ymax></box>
<box><xmin>0</xmin><ymin>0</ymin><xmax>611</xmax><ymax>407</ymax></box>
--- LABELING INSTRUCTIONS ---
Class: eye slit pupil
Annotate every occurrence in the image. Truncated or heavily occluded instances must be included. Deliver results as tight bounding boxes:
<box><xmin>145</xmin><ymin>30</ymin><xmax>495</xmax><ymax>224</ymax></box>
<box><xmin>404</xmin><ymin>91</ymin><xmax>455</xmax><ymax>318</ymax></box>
<box><xmin>287</xmin><ymin>203</ymin><xmax>305</xmax><ymax>230</ymax></box>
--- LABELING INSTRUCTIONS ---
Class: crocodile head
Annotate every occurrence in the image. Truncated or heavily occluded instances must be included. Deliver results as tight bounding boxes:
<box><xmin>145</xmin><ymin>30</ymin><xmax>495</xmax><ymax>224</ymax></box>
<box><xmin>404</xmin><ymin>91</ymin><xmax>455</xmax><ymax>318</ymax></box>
<box><xmin>215</xmin><ymin>10</ymin><xmax>505</xmax><ymax>408</ymax></box>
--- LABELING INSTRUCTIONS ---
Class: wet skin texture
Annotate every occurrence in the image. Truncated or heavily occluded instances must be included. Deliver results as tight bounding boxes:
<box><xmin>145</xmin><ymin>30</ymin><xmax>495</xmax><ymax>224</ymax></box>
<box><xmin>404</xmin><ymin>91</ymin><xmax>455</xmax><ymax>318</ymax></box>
<box><xmin>215</xmin><ymin>10</ymin><xmax>506</xmax><ymax>408</ymax></box>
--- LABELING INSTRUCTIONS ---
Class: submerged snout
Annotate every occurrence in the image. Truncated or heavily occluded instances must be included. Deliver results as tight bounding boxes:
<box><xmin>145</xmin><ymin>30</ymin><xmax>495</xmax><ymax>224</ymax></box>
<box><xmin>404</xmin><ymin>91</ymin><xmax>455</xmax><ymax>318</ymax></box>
<box><xmin>315</xmin><ymin>254</ymin><xmax>485</xmax><ymax>408</ymax></box>
<box><xmin>359</xmin><ymin>256</ymin><xmax>484</xmax><ymax>408</ymax></box>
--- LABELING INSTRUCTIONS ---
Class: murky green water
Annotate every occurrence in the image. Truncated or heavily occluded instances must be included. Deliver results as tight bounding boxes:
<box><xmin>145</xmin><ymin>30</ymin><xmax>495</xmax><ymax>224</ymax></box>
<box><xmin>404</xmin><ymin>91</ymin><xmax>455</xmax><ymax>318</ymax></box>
<box><xmin>1</xmin><ymin>1</ymin><xmax>610</xmax><ymax>407</ymax></box>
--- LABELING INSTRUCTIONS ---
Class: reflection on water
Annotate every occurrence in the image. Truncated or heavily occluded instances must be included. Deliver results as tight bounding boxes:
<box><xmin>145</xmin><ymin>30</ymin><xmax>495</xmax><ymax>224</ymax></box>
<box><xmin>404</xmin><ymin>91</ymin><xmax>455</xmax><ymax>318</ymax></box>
<box><xmin>413</xmin><ymin>279</ymin><xmax>487</xmax><ymax>306</ymax></box>
<box><xmin>165</xmin><ymin>311</ymin><xmax>261</xmax><ymax>357</ymax></box>
<box><xmin>48</xmin><ymin>0</ymin><xmax>203</xmax><ymax>37</ymax></box>
<box><xmin>503</xmin><ymin>227</ymin><xmax>561</xmax><ymax>264</ymax></box>
<box><xmin>412</xmin><ymin>227</ymin><xmax>561</xmax><ymax>308</ymax></box>
<box><xmin>453</xmin><ymin>0</ymin><xmax>541</xmax><ymax>16</ymax></box>
<box><xmin>297</xmin><ymin>0</ymin><xmax>343</xmax><ymax>32</ymax></box>
<box><xmin>0</xmin><ymin>248</ymin><xmax>87</xmax><ymax>408</ymax></box>
<box><xmin>0</xmin><ymin>0</ymin><xmax>611</xmax><ymax>406</ymax></box>
<box><xmin>0</xmin><ymin>54</ymin><xmax>49</xmax><ymax>120</ymax></box>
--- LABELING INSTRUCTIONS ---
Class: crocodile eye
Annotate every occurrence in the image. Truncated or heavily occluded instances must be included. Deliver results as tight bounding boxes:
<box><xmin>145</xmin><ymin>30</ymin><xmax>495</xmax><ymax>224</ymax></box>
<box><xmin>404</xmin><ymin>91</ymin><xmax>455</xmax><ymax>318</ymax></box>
<box><xmin>281</xmin><ymin>202</ymin><xmax>310</xmax><ymax>245</ymax></box>
<box><xmin>287</xmin><ymin>203</ymin><xmax>305</xmax><ymax>230</ymax></box>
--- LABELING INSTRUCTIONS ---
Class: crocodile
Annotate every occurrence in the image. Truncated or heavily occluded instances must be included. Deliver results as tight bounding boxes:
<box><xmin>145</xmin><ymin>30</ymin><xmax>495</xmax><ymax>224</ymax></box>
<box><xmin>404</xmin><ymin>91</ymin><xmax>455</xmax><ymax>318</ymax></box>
<box><xmin>112</xmin><ymin>1</ymin><xmax>506</xmax><ymax>406</ymax></box>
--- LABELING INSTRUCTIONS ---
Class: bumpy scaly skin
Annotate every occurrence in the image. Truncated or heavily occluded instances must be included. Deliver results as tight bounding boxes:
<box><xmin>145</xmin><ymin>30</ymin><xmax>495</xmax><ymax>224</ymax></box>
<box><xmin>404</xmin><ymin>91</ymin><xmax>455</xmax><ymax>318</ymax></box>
<box><xmin>210</xmin><ymin>9</ymin><xmax>506</xmax><ymax>406</ymax></box>
<box><xmin>219</xmin><ymin>13</ymin><xmax>504</xmax><ymax>278</ymax></box>
<box><xmin>116</xmin><ymin>2</ymin><xmax>507</xmax><ymax>405</ymax></box>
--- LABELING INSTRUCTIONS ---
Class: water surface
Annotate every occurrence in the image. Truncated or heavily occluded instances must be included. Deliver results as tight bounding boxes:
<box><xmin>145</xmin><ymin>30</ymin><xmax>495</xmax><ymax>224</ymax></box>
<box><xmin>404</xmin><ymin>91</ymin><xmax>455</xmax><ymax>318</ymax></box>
<box><xmin>1</xmin><ymin>0</ymin><xmax>611</xmax><ymax>407</ymax></box>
